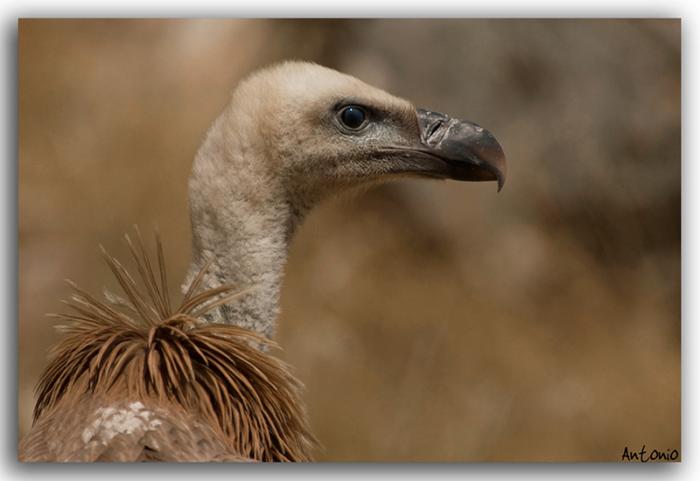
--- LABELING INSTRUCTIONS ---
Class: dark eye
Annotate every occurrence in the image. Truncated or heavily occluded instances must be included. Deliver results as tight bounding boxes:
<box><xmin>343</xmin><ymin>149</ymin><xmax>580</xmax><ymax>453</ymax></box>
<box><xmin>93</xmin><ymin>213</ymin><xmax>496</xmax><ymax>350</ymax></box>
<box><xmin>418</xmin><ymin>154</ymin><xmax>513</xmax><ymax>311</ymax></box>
<box><xmin>338</xmin><ymin>105</ymin><xmax>367</xmax><ymax>130</ymax></box>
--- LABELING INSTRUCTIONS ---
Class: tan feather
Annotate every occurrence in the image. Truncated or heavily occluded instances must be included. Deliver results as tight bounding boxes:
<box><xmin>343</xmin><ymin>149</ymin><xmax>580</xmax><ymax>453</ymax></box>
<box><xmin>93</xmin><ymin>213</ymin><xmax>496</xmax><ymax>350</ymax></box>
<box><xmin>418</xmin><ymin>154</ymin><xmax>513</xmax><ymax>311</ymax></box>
<box><xmin>20</xmin><ymin>232</ymin><xmax>316</xmax><ymax>462</ymax></box>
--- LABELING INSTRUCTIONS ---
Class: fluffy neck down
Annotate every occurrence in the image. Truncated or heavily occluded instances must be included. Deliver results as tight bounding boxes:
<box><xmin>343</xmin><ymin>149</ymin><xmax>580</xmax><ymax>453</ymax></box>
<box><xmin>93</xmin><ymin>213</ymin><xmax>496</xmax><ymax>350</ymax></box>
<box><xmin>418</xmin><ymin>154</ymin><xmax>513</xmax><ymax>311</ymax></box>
<box><xmin>185</xmin><ymin>109</ymin><xmax>300</xmax><ymax>339</ymax></box>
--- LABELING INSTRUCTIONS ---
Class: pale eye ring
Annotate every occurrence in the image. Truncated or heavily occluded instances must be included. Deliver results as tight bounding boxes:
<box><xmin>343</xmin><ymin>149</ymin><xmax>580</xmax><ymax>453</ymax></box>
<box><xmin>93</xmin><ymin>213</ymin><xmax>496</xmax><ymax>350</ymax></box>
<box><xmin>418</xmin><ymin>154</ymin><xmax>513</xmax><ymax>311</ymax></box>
<box><xmin>338</xmin><ymin>105</ymin><xmax>368</xmax><ymax>130</ymax></box>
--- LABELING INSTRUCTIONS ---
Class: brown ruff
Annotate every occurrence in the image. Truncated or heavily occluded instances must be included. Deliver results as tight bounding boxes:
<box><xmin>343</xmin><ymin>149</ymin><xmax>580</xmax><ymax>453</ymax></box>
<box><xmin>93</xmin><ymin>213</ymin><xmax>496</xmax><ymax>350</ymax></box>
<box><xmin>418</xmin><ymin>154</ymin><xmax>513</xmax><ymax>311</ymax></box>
<box><xmin>19</xmin><ymin>231</ymin><xmax>316</xmax><ymax>462</ymax></box>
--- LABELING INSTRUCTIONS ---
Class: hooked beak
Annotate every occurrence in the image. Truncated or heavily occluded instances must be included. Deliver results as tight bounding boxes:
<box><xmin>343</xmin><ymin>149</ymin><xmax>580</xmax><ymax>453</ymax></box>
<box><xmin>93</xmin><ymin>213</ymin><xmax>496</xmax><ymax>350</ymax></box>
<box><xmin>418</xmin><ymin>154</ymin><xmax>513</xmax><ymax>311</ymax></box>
<box><xmin>414</xmin><ymin>108</ymin><xmax>507</xmax><ymax>191</ymax></box>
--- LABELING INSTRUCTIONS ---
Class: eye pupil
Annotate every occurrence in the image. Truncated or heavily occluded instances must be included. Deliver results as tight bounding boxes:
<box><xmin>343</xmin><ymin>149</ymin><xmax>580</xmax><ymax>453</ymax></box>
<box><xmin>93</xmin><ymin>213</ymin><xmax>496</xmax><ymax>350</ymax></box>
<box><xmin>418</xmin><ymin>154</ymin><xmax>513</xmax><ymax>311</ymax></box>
<box><xmin>340</xmin><ymin>106</ymin><xmax>366</xmax><ymax>129</ymax></box>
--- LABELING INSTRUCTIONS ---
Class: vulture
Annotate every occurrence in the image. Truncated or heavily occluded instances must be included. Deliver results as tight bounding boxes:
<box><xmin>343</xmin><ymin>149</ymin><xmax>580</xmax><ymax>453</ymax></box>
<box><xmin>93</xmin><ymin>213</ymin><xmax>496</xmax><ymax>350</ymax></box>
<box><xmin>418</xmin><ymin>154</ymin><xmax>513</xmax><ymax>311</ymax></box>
<box><xmin>19</xmin><ymin>61</ymin><xmax>506</xmax><ymax>462</ymax></box>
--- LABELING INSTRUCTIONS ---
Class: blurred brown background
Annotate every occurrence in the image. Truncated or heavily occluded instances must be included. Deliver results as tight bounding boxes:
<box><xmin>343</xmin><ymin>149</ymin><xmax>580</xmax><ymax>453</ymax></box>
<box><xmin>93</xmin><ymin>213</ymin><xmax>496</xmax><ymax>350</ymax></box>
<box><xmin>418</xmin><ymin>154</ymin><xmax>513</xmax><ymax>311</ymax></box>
<box><xmin>18</xmin><ymin>19</ymin><xmax>680</xmax><ymax>461</ymax></box>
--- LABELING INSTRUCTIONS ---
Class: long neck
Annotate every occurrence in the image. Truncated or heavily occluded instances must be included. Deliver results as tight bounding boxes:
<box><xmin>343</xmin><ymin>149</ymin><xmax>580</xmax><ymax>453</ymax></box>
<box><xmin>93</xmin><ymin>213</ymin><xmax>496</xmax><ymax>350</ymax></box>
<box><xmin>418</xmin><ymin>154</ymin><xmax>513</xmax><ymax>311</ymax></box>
<box><xmin>184</xmin><ymin>112</ymin><xmax>298</xmax><ymax>339</ymax></box>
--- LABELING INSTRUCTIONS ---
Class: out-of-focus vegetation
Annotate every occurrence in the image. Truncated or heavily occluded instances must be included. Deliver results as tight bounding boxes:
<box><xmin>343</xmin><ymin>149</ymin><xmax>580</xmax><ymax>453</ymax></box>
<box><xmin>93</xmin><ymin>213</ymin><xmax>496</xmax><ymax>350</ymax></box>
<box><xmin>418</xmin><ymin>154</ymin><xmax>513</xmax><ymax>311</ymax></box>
<box><xmin>19</xmin><ymin>19</ymin><xmax>679</xmax><ymax>461</ymax></box>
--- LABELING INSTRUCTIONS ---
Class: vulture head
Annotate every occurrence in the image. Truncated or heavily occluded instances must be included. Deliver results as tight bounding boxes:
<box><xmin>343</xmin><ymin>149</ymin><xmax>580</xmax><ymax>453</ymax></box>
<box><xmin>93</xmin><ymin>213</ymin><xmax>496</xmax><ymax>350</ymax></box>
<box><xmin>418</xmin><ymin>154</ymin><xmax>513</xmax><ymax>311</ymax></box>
<box><xmin>191</xmin><ymin>62</ymin><xmax>506</xmax><ymax>228</ymax></box>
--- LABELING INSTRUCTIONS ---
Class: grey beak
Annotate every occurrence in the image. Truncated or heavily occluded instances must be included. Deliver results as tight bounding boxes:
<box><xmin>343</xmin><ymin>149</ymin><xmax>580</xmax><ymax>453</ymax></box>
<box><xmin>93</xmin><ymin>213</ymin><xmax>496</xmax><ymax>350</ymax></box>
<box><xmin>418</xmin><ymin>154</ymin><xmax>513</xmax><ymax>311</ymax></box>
<box><xmin>417</xmin><ymin>108</ymin><xmax>507</xmax><ymax>191</ymax></box>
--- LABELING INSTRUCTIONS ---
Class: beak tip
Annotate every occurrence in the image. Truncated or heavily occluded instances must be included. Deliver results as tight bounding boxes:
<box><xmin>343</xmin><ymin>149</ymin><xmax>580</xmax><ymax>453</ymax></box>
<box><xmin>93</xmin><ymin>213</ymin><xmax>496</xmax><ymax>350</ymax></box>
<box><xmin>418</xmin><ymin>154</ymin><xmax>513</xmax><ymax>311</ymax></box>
<box><xmin>496</xmin><ymin>168</ymin><xmax>506</xmax><ymax>192</ymax></box>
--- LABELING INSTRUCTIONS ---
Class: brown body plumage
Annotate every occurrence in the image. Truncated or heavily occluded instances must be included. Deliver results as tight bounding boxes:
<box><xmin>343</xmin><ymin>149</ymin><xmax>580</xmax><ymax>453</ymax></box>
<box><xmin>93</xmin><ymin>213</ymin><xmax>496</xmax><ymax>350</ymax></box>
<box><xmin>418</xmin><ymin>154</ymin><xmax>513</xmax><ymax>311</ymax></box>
<box><xmin>19</xmin><ymin>232</ymin><xmax>315</xmax><ymax>462</ymax></box>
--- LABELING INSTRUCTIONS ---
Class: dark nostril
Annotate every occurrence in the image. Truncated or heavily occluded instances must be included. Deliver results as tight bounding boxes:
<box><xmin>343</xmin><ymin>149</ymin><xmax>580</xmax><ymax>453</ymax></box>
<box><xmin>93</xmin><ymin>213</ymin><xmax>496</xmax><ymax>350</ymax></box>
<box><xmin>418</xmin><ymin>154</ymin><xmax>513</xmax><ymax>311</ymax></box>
<box><xmin>425</xmin><ymin>120</ymin><xmax>443</xmax><ymax>141</ymax></box>
<box><xmin>339</xmin><ymin>105</ymin><xmax>367</xmax><ymax>130</ymax></box>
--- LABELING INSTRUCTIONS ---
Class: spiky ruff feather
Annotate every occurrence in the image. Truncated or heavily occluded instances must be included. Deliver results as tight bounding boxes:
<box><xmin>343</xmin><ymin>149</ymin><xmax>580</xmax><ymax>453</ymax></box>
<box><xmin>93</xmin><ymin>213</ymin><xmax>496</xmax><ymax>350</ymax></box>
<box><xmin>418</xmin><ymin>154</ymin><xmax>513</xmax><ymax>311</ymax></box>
<box><xmin>19</xmin><ymin>231</ymin><xmax>316</xmax><ymax>462</ymax></box>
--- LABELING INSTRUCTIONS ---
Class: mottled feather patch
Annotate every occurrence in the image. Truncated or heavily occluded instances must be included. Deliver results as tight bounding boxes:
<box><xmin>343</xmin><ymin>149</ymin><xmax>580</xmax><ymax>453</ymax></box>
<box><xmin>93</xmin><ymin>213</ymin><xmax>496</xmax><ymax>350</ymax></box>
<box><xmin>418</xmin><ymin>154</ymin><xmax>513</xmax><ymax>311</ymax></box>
<box><xmin>80</xmin><ymin>403</ymin><xmax>163</xmax><ymax>445</ymax></box>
